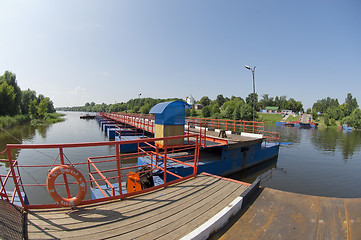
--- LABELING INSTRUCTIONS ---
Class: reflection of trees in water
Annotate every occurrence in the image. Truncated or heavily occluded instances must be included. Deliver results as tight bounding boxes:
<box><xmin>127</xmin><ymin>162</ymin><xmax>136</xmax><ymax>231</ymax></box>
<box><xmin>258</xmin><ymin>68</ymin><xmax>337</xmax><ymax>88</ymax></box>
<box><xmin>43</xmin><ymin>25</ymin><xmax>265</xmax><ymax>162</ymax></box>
<box><xmin>310</xmin><ymin>128</ymin><xmax>361</xmax><ymax>160</ymax></box>
<box><xmin>37</xmin><ymin>124</ymin><xmax>51</xmax><ymax>139</ymax></box>
<box><xmin>0</xmin><ymin>123</ymin><xmax>51</xmax><ymax>167</ymax></box>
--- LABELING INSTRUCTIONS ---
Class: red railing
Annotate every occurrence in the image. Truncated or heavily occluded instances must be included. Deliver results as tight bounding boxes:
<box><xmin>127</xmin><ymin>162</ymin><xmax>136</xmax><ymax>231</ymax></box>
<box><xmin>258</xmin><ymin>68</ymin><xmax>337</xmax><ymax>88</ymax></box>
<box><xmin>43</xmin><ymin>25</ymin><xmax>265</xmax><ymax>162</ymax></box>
<box><xmin>101</xmin><ymin>112</ymin><xmax>155</xmax><ymax>134</ymax></box>
<box><xmin>99</xmin><ymin>113</ymin><xmax>279</xmax><ymax>144</ymax></box>
<box><xmin>0</xmin><ymin>134</ymin><xmax>200</xmax><ymax>210</ymax></box>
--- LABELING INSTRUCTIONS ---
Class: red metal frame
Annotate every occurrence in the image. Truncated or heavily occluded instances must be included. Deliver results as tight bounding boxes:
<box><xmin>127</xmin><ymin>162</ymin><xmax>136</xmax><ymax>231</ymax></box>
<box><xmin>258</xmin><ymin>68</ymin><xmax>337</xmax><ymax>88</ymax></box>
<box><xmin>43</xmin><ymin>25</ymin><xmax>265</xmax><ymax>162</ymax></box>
<box><xmin>0</xmin><ymin>134</ymin><xmax>200</xmax><ymax>210</ymax></box>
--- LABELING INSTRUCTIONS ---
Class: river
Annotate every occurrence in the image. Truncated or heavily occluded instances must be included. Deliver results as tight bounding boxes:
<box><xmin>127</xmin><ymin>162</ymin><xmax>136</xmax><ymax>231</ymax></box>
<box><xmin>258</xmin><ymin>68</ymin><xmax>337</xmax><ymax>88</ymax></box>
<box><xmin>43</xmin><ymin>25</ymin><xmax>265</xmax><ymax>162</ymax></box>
<box><xmin>1</xmin><ymin>112</ymin><xmax>361</xmax><ymax>201</ymax></box>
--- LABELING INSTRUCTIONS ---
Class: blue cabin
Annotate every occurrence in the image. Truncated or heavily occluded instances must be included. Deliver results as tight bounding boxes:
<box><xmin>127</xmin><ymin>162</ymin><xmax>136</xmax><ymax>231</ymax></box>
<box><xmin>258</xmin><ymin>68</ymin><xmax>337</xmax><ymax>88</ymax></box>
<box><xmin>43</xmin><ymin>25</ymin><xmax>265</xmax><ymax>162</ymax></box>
<box><xmin>150</xmin><ymin>101</ymin><xmax>191</xmax><ymax>147</ymax></box>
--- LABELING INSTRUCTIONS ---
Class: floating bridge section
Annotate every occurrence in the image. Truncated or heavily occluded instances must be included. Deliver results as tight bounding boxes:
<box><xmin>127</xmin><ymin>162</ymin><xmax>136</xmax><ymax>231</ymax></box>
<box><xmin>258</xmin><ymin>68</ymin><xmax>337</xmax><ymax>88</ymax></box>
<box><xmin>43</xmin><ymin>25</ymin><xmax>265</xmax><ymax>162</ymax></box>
<box><xmin>99</xmin><ymin>112</ymin><xmax>280</xmax><ymax>149</ymax></box>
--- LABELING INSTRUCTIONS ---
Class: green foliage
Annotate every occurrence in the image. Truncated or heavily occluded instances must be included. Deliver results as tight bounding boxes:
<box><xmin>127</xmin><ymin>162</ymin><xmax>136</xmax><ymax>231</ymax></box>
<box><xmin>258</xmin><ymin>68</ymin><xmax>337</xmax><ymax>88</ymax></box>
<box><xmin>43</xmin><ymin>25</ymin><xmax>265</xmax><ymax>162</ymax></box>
<box><xmin>0</xmin><ymin>71</ymin><xmax>21</xmax><ymax>114</ymax></box>
<box><xmin>185</xmin><ymin>109</ymin><xmax>190</xmax><ymax>117</ymax></box>
<box><xmin>345</xmin><ymin>93</ymin><xmax>358</xmax><ymax>116</ymax></box>
<box><xmin>37</xmin><ymin>99</ymin><xmax>48</xmax><ymax>119</ymax></box>
<box><xmin>215</xmin><ymin>94</ymin><xmax>226</xmax><ymax>107</ymax></box>
<box><xmin>232</xmin><ymin>106</ymin><xmax>241</xmax><ymax>120</ymax></box>
<box><xmin>257</xmin><ymin>94</ymin><xmax>303</xmax><ymax>113</ymax></box>
<box><xmin>21</xmin><ymin>89</ymin><xmax>37</xmax><ymax>114</ymax></box>
<box><xmin>190</xmin><ymin>108</ymin><xmax>197</xmax><ymax>117</ymax></box>
<box><xmin>324</xmin><ymin>114</ymin><xmax>330</xmax><ymax>126</ymax></box>
<box><xmin>211</xmin><ymin>103</ymin><xmax>220</xmax><ymax>115</ymax></box>
<box><xmin>240</xmin><ymin>104</ymin><xmax>255</xmax><ymax>121</ymax></box>
<box><xmin>29</xmin><ymin>99</ymin><xmax>38</xmax><ymax>119</ymax></box>
<box><xmin>201</xmin><ymin>106</ymin><xmax>211</xmax><ymax>118</ymax></box>
<box><xmin>199</xmin><ymin>96</ymin><xmax>211</xmax><ymax>106</ymax></box>
<box><xmin>0</xmin><ymin>71</ymin><xmax>56</xmax><ymax>124</ymax></box>
<box><xmin>140</xmin><ymin>103</ymin><xmax>151</xmax><ymax>114</ymax></box>
<box><xmin>307</xmin><ymin>108</ymin><xmax>311</xmax><ymax>114</ymax></box>
<box><xmin>350</xmin><ymin>108</ymin><xmax>361</xmax><ymax>129</ymax></box>
<box><xmin>0</xmin><ymin>81</ymin><xmax>17</xmax><ymax>115</ymax></box>
<box><xmin>0</xmin><ymin>114</ymin><xmax>30</xmax><ymax>128</ymax></box>
<box><xmin>246</xmin><ymin>93</ymin><xmax>258</xmax><ymax>107</ymax></box>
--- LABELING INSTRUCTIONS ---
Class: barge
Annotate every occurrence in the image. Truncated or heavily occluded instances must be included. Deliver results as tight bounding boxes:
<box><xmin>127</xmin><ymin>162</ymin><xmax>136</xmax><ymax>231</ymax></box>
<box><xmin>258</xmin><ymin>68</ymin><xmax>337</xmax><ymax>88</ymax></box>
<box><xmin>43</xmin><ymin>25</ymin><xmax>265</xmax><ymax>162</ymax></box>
<box><xmin>99</xmin><ymin>101</ymin><xmax>280</xmax><ymax>179</ymax></box>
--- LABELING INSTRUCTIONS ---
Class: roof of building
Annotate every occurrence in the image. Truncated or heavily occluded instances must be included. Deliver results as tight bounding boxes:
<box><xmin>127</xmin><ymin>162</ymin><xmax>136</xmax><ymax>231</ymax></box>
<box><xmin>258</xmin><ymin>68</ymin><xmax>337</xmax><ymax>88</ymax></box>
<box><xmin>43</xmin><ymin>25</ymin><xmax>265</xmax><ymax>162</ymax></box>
<box><xmin>265</xmin><ymin>107</ymin><xmax>279</xmax><ymax>110</ymax></box>
<box><xmin>150</xmin><ymin>101</ymin><xmax>191</xmax><ymax>114</ymax></box>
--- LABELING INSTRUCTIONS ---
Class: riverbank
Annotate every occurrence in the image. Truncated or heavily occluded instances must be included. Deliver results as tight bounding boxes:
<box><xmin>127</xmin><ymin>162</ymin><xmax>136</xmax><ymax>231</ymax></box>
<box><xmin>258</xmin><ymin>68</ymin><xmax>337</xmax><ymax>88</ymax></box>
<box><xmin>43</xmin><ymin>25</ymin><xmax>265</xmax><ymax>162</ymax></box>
<box><xmin>0</xmin><ymin>113</ymin><xmax>65</xmax><ymax>129</ymax></box>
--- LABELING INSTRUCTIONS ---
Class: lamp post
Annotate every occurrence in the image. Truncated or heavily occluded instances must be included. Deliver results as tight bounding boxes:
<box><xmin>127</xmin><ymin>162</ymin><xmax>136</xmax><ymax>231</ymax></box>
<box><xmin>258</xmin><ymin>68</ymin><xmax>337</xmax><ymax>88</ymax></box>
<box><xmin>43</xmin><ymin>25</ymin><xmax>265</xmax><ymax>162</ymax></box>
<box><xmin>245</xmin><ymin>65</ymin><xmax>256</xmax><ymax>121</ymax></box>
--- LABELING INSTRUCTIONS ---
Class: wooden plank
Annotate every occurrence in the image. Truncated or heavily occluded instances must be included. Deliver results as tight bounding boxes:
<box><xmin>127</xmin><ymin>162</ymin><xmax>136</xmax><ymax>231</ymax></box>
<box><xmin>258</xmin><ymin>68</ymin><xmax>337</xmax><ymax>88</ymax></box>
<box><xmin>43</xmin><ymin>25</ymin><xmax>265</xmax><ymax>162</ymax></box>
<box><xmin>27</xmin><ymin>174</ymin><xmax>250</xmax><ymax>239</ymax></box>
<box><xmin>27</xmin><ymin>175</ymin><xmax>214</xmax><ymax>228</ymax></box>
<box><xmin>142</xmin><ymin>183</ymin><xmax>248</xmax><ymax>239</ymax></box>
<box><xmin>72</xmin><ymin>177</ymin><xmax>228</xmax><ymax>239</ymax></box>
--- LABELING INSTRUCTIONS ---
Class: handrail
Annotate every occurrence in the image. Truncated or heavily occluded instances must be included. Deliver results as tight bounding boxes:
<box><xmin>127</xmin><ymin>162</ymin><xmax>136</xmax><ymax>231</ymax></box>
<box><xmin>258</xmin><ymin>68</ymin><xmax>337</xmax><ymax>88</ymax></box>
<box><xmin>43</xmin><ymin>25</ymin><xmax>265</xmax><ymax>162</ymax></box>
<box><xmin>1</xmin><ymin>134</ymin><xmax>200</xmax><ymax>209</ymax></box>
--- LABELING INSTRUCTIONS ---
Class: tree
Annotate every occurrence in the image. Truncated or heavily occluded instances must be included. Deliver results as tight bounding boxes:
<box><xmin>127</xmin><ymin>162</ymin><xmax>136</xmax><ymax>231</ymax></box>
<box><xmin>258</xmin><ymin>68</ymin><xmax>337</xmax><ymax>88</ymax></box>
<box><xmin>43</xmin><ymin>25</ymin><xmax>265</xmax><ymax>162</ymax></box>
<box><xmin>0</xmin><ymin>82</ymin><xmax>17</xmax><ymax>115</ymax></box>
<box><xmin>232</xmin><ymin>106</ymin><xmax>241</xmax><ymax>120</ymax></box>
<box><xmin>246</xmin><ymin>93</ymin><xmax>258</xmax><ymax>111</ymax></box>
<box><xmin>324</xmin><ymin>114</ymin><xmax>330</xmax><ymax>127</ymax></box>
<box><xmin>350</xmin><ymin>108</ymin><xmax>361</xmax><ymax>129</ymax></box>
<box><xmin>240</xmin><ymin>104</ymin><xmax>255</xmax><ymax>121</ymax></box>
<box><xmin>38</xmin><ymin>99</ymin><xmax>48</xmax><ymax>119</ymax></box>
<box><xmin>190</xmin><ymin>108</ymin><xmax>197</xmax><ymax>117</ymax></box>
<box><xmin>216</xmin><ymin>94</ymin><xmax>226</xmax><ymax>107</ymax></box>
<box><xmin>140</xmin><ymin>103</ymin><xmax>151</xmax><ymax>114</ymax></box>
<box><xmin>222</xmin><ymin>106</ymin><xmax>233</xmax><ymax>119</ymax></box>
<box><xmin>212</xmin><ymin>103</ymin><xmax>220</xmax><ymax>115</ymax></box>
<box><xmin>21</xmin><ymin>89</ymin><xmax>36</xmax><ymax>114</ymax></box>
<box><xmin>345</xmin><ymin>93</ymin><xmax>358</xmax><ymax>116</ymax></box>
<box><xmin>199</xmin><ymin>96</ymin><xmax>211</xmax><ymax>106</ymax></box>
<box><xmin>201</xmin><ymin>106</ymin><xmax>211</xmax><ymax>118</ymax></box>
<box><xmin>0</xmin><ymin>71</ymin><xmax>21</xmax><ymax>114</ymax></box>
<box><xmin>29</xmin><ymin>99</ymin><xmax>38</xmax><ymax>119</ymax></box>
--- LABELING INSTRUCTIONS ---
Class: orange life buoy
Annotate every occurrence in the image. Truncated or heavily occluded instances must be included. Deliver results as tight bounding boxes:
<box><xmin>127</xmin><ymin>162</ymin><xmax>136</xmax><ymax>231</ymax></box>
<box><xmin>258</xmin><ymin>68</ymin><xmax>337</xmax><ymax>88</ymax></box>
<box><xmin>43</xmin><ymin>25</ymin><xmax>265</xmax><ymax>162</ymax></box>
<box><xmin>46</xmin><ymin>165</ymin><xmax>87</xmax><ymax>207</ymax></box>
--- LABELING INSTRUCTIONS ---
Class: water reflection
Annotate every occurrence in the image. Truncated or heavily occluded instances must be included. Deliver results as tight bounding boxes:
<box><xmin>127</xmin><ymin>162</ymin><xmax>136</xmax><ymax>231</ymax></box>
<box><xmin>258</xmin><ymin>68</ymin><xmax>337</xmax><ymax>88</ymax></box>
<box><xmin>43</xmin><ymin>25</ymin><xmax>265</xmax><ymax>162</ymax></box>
<box><xmin>228</xmin><ymin>157</ymin><xmax>281</xmax><ymax>184</ymax></box>
<box><xmin>0</xmin><ymin>124</ymin><xmax>44</xmax><ymax>168</ymax></box>
<box><xmin>310</xmin><ymin>128</ymin><xmax>361</xmax><ymax>160</ymax></box>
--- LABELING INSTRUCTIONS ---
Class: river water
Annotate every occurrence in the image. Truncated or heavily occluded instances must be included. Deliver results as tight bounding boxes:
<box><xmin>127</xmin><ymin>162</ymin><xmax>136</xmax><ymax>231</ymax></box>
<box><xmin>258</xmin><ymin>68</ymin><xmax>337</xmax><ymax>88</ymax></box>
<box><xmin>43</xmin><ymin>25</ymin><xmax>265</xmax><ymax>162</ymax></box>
<box><xmin>1</xmin><ymin>112</ymin><xmax>361</xmax><ymax>200</ymax></box>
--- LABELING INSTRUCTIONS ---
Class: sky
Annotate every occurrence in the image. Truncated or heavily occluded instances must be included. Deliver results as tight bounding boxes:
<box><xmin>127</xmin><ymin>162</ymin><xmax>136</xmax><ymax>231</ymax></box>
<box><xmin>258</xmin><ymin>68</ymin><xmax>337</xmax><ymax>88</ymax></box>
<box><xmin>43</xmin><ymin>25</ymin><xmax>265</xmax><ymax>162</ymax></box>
<box><xmin>0</xmin><ymin>0</ymin><xmax>360</xmax><ymax>109</ymax></box>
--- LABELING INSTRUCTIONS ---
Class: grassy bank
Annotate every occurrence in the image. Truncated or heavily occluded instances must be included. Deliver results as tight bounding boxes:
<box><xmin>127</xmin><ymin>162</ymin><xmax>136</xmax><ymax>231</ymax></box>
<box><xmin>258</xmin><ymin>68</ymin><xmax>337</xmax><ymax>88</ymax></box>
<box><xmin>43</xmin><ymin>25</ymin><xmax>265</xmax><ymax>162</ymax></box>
<box><xmin>0</xmin><ymin>114</ymin><xmax>30</xmax><ymax>128</ymax></box>
<box><xmin>0</xmin><ymin>113</ymin><xmax>65</xmax><ymax>129</ymax></box>
<box><xmin>258</xmin><ymin>113</ymin><xmax>283</xmax><ymax>122</ymax></box>
<box><xmin>30</xmin><ymin>113</ymin><xmax>65</xmax><ymax>125</ymax></box>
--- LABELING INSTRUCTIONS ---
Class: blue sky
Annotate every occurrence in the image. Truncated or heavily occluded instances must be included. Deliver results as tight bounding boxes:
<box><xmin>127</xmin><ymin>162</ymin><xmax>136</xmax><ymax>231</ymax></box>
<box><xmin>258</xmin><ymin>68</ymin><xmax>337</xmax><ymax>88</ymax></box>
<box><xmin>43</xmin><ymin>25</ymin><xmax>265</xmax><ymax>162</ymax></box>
<box><xmin>0</xmin><ymin>0</ymin><xmax>360</xmax><ymax>109</ymax></box>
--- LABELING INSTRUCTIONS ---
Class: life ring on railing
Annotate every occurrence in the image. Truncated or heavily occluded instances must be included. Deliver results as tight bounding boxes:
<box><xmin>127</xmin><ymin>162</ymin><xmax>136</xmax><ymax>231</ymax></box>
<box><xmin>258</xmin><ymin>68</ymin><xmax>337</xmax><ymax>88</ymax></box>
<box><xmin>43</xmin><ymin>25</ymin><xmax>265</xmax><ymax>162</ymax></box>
<box><xmin>46</xmin><ymin>165</ymin><xmax>87</xmax><ymax>207</ymax></box>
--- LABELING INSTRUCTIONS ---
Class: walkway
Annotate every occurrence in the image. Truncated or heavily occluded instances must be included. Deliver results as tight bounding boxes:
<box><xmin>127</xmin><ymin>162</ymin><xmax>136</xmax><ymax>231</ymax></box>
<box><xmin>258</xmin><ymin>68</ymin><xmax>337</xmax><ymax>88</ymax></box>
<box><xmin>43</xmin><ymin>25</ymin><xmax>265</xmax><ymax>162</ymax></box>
<box><xmin>27</xmin><ymin>174</ymin><xmax>251</xmax><ymax>239</ymax></box>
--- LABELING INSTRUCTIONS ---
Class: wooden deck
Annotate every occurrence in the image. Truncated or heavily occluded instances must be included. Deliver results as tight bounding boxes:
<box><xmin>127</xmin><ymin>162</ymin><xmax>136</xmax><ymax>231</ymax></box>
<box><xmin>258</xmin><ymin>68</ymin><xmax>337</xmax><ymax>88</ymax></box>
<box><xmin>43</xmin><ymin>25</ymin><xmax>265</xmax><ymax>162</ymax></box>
<box><xmin>27</xmin><ymin>173</ymin><xmax>250</xmax><ymax>239</ymax></box>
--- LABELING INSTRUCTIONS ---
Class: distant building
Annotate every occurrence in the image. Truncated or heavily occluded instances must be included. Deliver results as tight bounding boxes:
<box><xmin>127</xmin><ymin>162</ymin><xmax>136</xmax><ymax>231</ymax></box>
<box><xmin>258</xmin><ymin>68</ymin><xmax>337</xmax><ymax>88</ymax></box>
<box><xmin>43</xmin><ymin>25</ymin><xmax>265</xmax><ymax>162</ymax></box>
<box><xmin>281</xmin><ymin>110</ymin><xmax>293</xmax><ymax>115</ymax></box>
<box><xmin>193</xmin><ymin>104</ymin><xmax>203</xmax><ymax>110</ymax></box>
<box><xmin>186</xmin><ymin>95</ymin><xmax>195</xmax><ymax>106</ymax></box>
<box><xmin>265</xmin><ymin>106</ymin><xmax>279</xmax><ymax>113</ymax></box>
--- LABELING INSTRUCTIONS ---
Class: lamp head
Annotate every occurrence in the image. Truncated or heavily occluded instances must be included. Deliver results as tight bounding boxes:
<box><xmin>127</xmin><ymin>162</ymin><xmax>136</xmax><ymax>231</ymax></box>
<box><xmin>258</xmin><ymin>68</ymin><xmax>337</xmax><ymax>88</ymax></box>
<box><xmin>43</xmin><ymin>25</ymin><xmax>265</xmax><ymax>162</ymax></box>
<box><xmin>245</xmin><ymin>65</ymin><xmax>251</xmax><ymax>70</ymax></box>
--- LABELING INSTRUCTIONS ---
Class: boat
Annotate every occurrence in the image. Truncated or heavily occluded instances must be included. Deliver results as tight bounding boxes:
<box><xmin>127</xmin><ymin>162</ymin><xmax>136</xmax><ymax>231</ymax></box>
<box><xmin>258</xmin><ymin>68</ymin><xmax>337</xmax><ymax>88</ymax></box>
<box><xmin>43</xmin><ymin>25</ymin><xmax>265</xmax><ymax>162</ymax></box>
<box><xmin>80</xmin><ymin>114</ymin><xmax>96</xmax><ymax>119</ymax></box>
<box><xmin>300</xmin><ymin>120</ymin><xmax>318</xmax><ymax>128</ymax></box>
<box><xmin>343</xmin><ymin>124</ymin><xmax>353</xmax><ymax>131</ymax></box>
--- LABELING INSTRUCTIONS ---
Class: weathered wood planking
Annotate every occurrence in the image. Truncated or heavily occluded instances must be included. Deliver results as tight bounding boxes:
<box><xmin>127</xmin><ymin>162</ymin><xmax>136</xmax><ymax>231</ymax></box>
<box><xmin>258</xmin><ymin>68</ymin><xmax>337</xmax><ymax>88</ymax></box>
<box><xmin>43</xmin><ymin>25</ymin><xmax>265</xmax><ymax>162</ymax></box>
<box><xmin>27</xmin><ymin>174</ymin><xmax>249</xmax><ymax>240</ymax></box>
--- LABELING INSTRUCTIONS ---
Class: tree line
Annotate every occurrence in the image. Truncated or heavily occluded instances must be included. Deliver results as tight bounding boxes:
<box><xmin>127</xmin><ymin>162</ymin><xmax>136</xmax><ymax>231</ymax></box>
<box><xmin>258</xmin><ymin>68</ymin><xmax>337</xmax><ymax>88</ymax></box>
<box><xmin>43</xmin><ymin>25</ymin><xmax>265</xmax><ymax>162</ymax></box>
<box><xmin>58</xmin><ymin>93</ymin><xmax>304</xmax><ymax>122</ymax></box>
<box><xmin>0</xmin><ymin>71</ymin><xmax>56</xmax><ymax>120</ymax></box>
<box><xmin>311</xmin><ymin>93</ymin><xmax>360</xmax><ymax>128</ymax></box>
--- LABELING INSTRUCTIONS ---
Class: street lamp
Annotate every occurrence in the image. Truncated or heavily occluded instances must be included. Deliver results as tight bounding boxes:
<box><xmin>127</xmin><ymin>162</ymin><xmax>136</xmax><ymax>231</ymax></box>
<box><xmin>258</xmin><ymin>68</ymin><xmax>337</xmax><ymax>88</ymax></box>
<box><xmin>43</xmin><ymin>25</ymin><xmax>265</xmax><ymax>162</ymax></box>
<box><xmin>245</xmin><ymin>65</ymin><xmax>256</xmax><ymax>121</ymax></box>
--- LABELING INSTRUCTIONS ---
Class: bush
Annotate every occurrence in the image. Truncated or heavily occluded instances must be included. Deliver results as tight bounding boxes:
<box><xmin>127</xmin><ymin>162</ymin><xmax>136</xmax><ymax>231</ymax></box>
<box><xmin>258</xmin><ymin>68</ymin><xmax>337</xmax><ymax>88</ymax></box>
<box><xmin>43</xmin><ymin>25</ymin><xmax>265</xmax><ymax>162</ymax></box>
<box><xmin>0</xmin><ymin>114</ymin><xmax>30</xmax><ymax>128</ymax></box>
